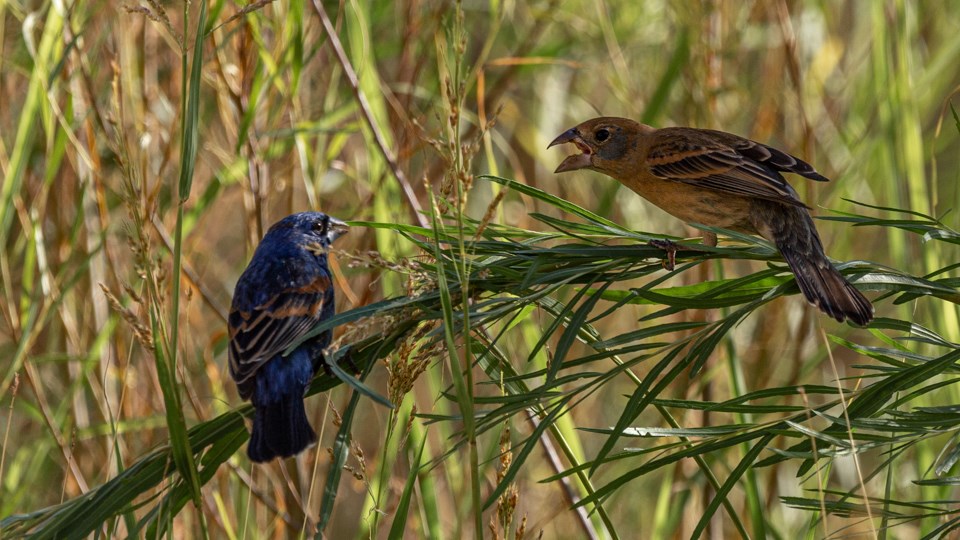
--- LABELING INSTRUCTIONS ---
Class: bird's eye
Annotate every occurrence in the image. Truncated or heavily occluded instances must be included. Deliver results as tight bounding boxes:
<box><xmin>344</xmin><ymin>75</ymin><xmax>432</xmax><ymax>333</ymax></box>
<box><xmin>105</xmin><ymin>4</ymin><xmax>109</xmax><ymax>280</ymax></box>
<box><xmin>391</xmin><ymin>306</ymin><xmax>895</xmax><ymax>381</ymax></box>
<box><xmin>595</xmin><ymin>128</ymin><xmax>610</xmax><ymax>142</ymax></box>
<box><xmin>313</xmin><ymin>216</ymin><xmax>329</xmax><ymax>235</ymax></box>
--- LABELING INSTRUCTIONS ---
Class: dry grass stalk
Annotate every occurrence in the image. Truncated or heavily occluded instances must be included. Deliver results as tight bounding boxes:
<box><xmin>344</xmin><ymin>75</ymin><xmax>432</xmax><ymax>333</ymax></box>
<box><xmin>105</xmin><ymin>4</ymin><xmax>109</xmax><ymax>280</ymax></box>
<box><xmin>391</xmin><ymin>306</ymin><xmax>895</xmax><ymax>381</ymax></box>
<box><xmin>489</xmin><ymin>424</ymin><xmax>523</xmax><ymax>540</ymax></box>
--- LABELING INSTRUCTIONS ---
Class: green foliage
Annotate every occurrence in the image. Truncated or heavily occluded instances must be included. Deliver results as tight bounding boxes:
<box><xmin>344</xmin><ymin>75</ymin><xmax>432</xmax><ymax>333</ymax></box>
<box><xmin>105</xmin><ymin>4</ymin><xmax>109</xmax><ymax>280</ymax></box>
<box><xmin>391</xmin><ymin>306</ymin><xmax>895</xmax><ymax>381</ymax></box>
<box><xmin>5</xmin><ymin>177</ymin><xmax>960</xmax><ymax>538</ymax></box>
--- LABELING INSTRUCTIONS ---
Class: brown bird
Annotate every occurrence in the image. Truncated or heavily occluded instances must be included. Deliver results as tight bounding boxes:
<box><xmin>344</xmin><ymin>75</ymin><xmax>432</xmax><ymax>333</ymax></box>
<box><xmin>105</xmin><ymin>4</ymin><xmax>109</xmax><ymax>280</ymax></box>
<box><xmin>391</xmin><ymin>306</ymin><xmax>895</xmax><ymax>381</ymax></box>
<box><xmin>549</xmin><ymin>117</ymin><xmax>873</xmax><ymax>325</ymax></box>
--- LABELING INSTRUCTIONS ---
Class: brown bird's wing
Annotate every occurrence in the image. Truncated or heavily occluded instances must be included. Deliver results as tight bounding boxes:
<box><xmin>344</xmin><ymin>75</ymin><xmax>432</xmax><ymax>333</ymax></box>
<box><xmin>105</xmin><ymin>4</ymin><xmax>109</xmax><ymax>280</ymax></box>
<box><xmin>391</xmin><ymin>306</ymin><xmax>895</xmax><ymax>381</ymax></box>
<box><xmin>712</xmin><ymin>130</ymin><xmax>830</xmax><ymax>183</ymax></box>
<box><xmin>646</xmin><ymin>128</ymin><xmax>823</xmax><ymax>207</ymax></box>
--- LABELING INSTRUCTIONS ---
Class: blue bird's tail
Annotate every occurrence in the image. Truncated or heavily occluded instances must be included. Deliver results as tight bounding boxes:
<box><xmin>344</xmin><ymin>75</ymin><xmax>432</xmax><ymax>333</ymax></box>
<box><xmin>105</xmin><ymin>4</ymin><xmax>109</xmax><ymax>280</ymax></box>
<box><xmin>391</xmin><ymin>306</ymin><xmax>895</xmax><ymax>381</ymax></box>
<box><xmin>247</xmin><ymin>353</ymin><xmax>317</xmax><ymax>463</ymax></box>
<box><xmin>248</xmin><ymin>392</ymin><xmax>317</xmax><ymax>463</ymax></box>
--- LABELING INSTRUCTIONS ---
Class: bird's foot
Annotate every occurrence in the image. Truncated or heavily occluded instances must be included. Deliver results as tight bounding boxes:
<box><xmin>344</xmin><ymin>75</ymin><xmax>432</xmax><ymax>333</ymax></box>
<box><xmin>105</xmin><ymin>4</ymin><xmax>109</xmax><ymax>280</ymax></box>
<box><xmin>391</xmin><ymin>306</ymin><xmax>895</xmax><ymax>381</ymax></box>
<box><xmin>319</xmin><ymin>347</ymin><xmax>361</xmax><ymax>377</ymax></box>
<box><xmin>319</xmin><ymin>357</ymin><xmax>334</xmax><ymax>377</ymax></box>
<box><xmin>648</xmin><ymin>239</ymin><xmax>679</xmax><ymax>271</ymax></box>
<box><xmin>341</xmin><ymin>348</ymin><xmax>361</xmax><ymax>376</ymax></box>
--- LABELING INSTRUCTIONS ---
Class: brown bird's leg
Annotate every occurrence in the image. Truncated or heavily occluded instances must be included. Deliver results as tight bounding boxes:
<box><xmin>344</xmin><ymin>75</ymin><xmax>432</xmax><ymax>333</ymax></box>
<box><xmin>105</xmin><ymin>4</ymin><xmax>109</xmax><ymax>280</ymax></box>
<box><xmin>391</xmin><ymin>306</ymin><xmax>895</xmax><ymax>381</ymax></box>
<box><xmin>648</xmin><ymin>239</ymin><xmax>679</xmax><ymax>271</ymax></box>
<box><xmin>649</xmin><ymin>228</ymin><xmax>719</xmax><ymax>271</ymax></box>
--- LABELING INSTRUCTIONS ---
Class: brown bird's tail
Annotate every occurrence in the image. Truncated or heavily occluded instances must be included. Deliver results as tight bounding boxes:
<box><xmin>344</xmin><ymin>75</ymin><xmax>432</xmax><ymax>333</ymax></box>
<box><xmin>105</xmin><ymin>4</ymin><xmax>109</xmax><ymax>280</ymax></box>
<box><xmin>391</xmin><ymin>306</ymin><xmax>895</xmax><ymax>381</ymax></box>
<box><xmin>757</xmin><ymin>204</ymin><xmax>873</xmax><ymax>325</ymax></box>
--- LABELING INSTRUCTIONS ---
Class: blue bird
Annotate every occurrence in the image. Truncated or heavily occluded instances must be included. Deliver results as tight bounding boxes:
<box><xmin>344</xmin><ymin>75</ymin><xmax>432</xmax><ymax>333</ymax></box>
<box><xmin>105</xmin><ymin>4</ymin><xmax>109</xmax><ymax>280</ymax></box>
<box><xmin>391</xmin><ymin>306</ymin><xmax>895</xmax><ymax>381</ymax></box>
<box><xmin>228</xmin><ymin>212</ymin><xmax>348</xmax><ymax>462</ymax></box>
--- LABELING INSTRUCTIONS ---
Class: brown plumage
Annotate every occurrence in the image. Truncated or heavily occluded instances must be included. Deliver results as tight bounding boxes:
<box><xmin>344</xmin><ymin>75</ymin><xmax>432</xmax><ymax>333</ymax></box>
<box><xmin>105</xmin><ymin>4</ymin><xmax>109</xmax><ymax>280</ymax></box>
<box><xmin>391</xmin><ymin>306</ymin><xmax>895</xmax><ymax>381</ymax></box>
<box><xmin>549</xmin><ymin>117</ymin><xmax>873</xmax><ymax>325</ymax></box>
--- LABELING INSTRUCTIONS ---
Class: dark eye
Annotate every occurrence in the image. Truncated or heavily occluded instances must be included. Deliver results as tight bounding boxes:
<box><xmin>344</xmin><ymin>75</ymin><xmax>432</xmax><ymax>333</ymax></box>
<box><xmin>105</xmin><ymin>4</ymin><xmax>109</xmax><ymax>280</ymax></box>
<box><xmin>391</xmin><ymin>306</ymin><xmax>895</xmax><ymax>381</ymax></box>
<box><xmin>595</xmin><ymin>128</ymin><xmax>610</xmax><ymax>142</ymax></box>
<box><xmin>313</xmin><ymin>216</ymin><xmax>329</xmax><ymax>235</ymax></box>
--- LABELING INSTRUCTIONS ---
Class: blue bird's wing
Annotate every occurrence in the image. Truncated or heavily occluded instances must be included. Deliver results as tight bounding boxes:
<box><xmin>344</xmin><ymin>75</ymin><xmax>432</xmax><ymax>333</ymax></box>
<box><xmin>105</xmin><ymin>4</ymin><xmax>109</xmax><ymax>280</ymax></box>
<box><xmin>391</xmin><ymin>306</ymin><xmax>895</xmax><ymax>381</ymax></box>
<box><xmin>228</xmin><ymin>267</ymin><xmax>332</xmax><ymax>400</ymax></box>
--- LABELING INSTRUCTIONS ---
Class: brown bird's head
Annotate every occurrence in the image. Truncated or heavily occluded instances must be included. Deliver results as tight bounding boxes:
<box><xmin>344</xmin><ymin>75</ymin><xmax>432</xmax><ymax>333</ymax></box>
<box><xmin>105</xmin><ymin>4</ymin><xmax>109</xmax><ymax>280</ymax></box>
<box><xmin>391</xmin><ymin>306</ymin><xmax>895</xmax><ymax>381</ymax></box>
<box><xmin>548</xmin><ymin>117</ymin><xmax>652</xmax><ymax>179</ymax></box>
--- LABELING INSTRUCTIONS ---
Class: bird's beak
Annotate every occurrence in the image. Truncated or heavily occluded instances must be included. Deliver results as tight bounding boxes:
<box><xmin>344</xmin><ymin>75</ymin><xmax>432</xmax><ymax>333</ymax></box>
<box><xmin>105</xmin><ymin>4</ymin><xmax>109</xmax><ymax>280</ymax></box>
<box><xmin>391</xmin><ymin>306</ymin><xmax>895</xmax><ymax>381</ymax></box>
<box><xmin>548</xmin><ymin>128</ymin><xmax>593</xmax><ymax>173</ymax></box>
<box><xmin>547</xmin><ymin>128</ymin><xmax>580</xmax><ymax>149</ymax></box>
<box><xmin>326</xmin><ymin>217</ymin><xmax>349</xmax><ymax>243</ymax></box>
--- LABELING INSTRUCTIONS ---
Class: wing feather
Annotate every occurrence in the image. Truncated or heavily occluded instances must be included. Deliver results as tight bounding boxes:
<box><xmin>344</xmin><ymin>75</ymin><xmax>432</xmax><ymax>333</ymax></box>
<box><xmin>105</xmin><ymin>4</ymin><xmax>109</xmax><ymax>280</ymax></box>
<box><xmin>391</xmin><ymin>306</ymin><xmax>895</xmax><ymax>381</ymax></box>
<box><xmin>228</xmin><ymin>273</ymin><xmax>332</xmax><ymax>398</ymax></box>
<box><xmin>646</xmin><ymin>129</ymin><xmax>825</xmax><ymax>207</ymax></box>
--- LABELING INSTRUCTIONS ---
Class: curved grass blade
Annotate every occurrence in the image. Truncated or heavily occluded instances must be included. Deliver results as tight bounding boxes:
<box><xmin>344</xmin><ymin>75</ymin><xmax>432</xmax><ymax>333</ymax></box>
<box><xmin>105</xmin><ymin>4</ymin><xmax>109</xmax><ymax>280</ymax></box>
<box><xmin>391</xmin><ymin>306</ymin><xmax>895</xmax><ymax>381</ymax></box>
<box><xmin>387</xmin><ymin>431</ymin><xmax>428</xmax><ymax>540</ymax></box>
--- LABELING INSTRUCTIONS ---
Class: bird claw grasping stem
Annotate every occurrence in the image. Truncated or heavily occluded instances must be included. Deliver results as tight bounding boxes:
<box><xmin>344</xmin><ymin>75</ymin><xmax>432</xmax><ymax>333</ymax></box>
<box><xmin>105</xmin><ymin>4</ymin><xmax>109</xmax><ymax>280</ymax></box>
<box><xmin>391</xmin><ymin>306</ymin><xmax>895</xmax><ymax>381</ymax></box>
<box><xmin>648</xmin><ymin>239</ymin><xmax>679</xmax><ymax>271</ymax></box>
<box><xmin>319</xmin><ymin>347</ymin><xmax>361</xmax><ymax>377</ymax></box>
<box><xmin>340</xmin><ymin>347</ymin><xmax>361</xmax><ymax>375</ymax></box>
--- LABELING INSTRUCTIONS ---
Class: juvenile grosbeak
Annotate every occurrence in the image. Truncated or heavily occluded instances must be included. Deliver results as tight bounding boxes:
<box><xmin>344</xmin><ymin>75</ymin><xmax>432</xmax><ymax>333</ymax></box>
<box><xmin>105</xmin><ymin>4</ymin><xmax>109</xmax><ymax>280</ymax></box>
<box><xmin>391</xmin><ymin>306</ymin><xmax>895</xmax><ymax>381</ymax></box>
<box><xmin>550</xmin><ymin>117</ymin><xmax>873</xmax><ymax>325</ymax></box>
<box><xmin>228</xmin><ymin>212</ymin><xmax>348</xmax><ymax>462</ymax></box>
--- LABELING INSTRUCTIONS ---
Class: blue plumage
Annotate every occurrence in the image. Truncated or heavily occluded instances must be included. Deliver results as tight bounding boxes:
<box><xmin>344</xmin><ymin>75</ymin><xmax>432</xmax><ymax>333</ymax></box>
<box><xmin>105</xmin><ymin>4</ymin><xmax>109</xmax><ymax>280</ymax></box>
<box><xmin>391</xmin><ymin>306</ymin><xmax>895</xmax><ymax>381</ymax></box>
<box><xmin>228</xmin><ymin>212</ymin><xmax>348</xmax><ymax>462</ymax></box>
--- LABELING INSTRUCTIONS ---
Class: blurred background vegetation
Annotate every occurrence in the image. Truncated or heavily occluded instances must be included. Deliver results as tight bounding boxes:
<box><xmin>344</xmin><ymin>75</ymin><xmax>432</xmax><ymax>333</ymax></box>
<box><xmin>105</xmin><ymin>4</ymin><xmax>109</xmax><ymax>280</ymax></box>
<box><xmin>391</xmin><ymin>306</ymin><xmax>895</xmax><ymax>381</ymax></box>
<box><xmin>1</xmin><ymin>0</ymin><xmax>959</xmax><ymax>538</ymax></box>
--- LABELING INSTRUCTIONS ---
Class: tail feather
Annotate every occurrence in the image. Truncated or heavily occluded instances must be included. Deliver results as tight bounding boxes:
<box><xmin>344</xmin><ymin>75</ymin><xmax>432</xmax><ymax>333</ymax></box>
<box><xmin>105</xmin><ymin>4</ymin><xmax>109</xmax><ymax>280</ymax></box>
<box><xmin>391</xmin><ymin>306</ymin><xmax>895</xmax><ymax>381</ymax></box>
<box><xmin>246</xmin><ymin>352</ymin><xmax>318</xmax><ymax>463</ymax></box>
<box><xmin>761</xmin><ymin>205</ymin><xmax>873</xmax><ymax>326</ymax></box>
<box><xmin>247</xmin><ymin>392</ymin><xmax>317</xmax><ymax>463</ymax></box>
<box><xmin>780</xmin><ymin>248</ymin><xmax>873</xmax><ymax>325</ymax></box>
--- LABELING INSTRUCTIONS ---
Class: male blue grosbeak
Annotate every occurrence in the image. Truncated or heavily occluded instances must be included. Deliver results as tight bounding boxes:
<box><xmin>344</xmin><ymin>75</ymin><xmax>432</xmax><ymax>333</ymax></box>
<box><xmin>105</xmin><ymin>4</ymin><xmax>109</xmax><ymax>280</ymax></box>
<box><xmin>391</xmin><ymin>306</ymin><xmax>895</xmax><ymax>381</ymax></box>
<box><xmin>550</xmin><ymin>117</ymin><xmax>872</xmax><ymax>325</ymax></box>
<box><xmin>228</xmin><ymin>212</ymin><xmax>348</xmax><ymax>462</ymax></box>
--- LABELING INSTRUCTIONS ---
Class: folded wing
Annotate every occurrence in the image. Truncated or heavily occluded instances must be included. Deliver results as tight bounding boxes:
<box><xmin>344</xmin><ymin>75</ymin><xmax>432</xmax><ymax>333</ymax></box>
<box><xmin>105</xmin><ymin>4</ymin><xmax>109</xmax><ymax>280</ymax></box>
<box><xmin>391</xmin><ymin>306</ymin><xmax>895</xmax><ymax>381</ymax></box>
<box><xmin>647</xmin><ymin>128</ymin><xmax>828</xmax><ymax>207</ymax></box>
<box><xmin>228</xmin><ymin>271</ymin><xmax>332</xmax><ymax>399</ymax></box>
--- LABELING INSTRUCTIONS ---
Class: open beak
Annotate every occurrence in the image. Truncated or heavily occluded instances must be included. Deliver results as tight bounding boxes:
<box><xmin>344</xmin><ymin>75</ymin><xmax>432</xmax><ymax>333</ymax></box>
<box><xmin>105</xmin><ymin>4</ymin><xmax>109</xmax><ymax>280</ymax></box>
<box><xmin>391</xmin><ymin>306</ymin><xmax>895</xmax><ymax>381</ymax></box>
<box><xmin>548</xmin><ymin>128</ymin><xmax>593</xmax><ymax>173</ymax></box>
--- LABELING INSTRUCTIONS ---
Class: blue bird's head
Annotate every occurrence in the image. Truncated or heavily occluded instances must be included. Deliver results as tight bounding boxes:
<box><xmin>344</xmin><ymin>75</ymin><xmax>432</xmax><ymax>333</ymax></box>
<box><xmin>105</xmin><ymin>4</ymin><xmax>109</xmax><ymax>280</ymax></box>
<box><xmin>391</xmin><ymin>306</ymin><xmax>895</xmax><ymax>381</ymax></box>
<box><xmin>266</xmin><ymin>212</ymin><xmax>349</xmax><ymax>249</ymax></box>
